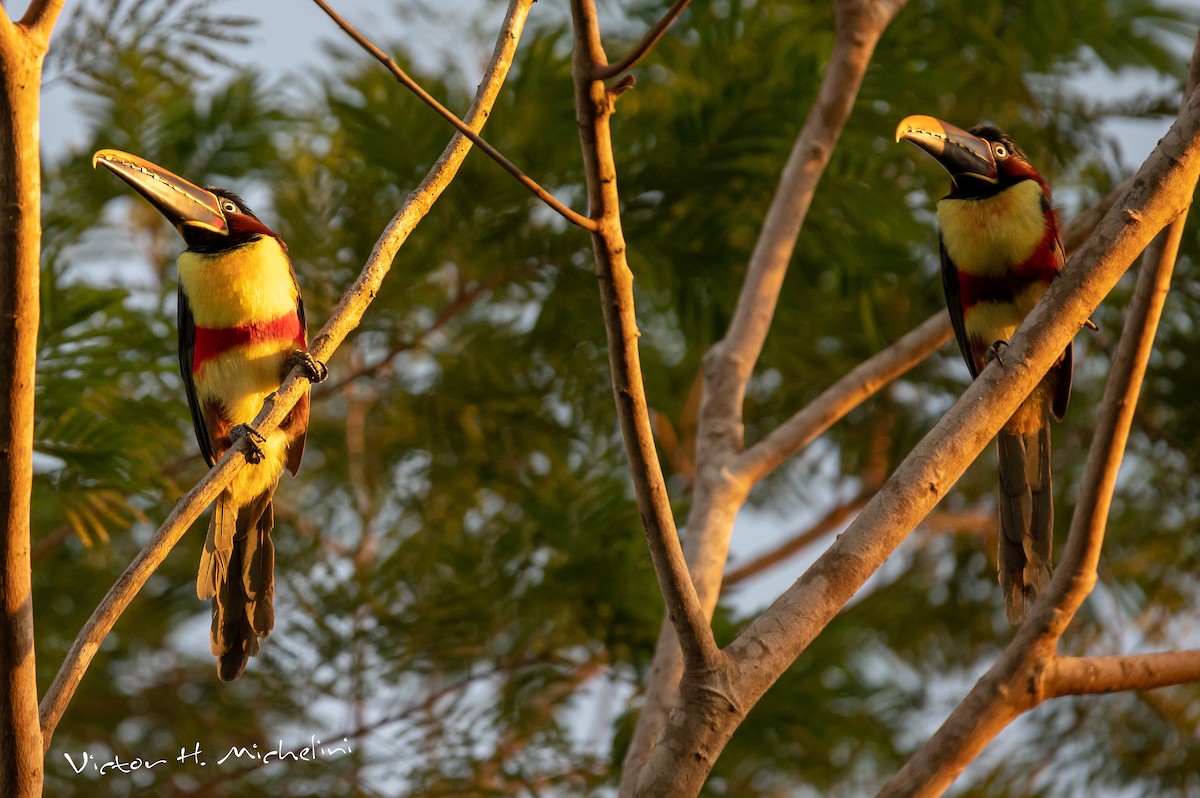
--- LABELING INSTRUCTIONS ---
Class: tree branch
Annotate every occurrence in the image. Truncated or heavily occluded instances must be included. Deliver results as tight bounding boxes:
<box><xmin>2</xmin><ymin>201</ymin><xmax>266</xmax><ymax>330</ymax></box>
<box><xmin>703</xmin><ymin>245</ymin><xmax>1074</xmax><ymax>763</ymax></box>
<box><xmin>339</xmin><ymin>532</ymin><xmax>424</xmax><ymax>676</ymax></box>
<box><xmin>592</xmin><ymin>0</ymin><xmax>691</xmax><ymax>80</ymax></box>
<box><xmin>17</xmin><ymin>0</ymin><xmax>64</xmax><ymax>40</ymax></box>
<box><xmin>0</xmin><ymin>7</ymin><xmax>62</xmax><ymax>792</ymax></box>
<box><xmin>1045</xmin><ymin>651</ymin><xmax>1200</xmax><ymax>697</ymax></box>
<box><xmin>569</xmin><ymin>0</ymin><xmax>720</xmax><ymax>674</ymax></box>
<box><xmin>37</xmin><ymin>0</ymin><xmax>536</xmax><ymax>749</ymax></box>
<box><xmin>621</xmin><ymin>3</ymin><xmax>910</xmax><ymax>790</ymax></box>
<box><xmin>311</xmin><ymin>0</ymin><xmax>597</xmax><ymax>232</ymax></box>
<box><xmin>619</xmin><ymin>72</ymin><xmax>1200</xmax><ymax>798</ymax></box>
<box><xmin>317</xmin><ymin>266</ymin><xmax>526</xmax><ymax>394</ymax></box>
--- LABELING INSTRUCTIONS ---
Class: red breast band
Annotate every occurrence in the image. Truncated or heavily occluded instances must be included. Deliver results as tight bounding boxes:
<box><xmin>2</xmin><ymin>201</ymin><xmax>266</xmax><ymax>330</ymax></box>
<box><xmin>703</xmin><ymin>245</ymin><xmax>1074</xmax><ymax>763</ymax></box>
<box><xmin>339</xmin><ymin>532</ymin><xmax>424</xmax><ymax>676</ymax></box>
<box><xmin>192</xmin><ymin>313</ymin><xmax>305</xmax><ymax>372</ymax></box>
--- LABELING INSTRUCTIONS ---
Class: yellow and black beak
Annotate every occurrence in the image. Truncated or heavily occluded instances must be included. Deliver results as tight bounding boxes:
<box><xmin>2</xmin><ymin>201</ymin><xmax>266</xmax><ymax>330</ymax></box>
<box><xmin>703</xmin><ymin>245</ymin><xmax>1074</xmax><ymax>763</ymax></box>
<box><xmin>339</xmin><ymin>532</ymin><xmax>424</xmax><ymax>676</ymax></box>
<box><xmin>93</xmin><ymin>149</ymin><xmax>229</xmax><ymax>238</ymax></box>
<box><xmin>895</xmin><ymin>115</ymin><xmax>997</xmax><ymax>186</ymax></box>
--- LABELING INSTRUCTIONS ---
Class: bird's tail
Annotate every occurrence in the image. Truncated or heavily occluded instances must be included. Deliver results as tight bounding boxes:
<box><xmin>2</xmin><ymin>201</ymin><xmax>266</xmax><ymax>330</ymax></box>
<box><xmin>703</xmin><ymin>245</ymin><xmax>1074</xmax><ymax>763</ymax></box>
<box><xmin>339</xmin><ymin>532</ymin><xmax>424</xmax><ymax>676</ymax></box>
<box><xmin>197</xmin><ymin>487</ymin><xmax>277</xmax><ymax>681</ymax></box>
<box><xmin>996</xmin><ymin>424</ymin><xmax>1053</xmax><ymax>622</ymax></box>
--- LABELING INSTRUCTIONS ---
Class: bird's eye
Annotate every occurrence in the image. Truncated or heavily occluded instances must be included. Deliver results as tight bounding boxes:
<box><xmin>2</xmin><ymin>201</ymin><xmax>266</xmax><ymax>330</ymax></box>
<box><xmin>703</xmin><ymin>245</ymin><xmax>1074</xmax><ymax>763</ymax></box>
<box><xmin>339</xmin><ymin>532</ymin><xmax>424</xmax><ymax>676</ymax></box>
<box><xmin>992</xmin><ymin>144</ymin><xmax>1009</xmax><ymax>159</ymax></box>
<box><xmin>221</xmin><ymin>200</ymin><xmax>238</xmax><ymax>214</ymax></box>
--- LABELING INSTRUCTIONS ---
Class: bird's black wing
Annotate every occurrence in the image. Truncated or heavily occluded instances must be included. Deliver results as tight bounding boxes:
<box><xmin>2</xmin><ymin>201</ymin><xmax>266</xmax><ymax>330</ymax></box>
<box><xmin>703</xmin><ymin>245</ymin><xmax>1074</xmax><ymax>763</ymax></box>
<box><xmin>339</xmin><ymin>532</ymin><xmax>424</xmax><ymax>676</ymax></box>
<box><xmin>178</xmin><ymin>286</ymin><xmax>217</xmax><ymax>467</ymax></box>
<box><xmin>938</xmin><ymin>233</ymin><xmax>979</xmax><ymax>379</ymax></box>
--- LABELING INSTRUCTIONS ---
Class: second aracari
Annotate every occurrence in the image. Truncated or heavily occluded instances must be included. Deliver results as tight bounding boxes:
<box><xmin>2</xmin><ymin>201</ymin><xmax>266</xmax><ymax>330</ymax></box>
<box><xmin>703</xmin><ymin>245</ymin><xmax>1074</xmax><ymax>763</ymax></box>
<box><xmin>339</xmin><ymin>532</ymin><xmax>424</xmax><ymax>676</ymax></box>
<box><xmin>95</xmin><ymin>149</ymin><xmax>327</xmax><ymax>680</ymax></box>
<box><xmin>896</xmin><ymin>115</ymin><xmax>1074</xmax><ymax>622</ymax></box>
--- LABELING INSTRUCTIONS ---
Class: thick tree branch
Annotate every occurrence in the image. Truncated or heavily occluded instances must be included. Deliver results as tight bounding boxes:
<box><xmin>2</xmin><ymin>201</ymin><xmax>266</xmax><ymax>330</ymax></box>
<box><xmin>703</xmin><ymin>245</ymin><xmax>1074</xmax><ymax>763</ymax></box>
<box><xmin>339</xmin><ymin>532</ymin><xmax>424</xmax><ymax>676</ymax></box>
<box><xmin>311</xmin><ymin>0</ymin><xmax>596</xmax><ymax>232</ymax></box>
<box><xmin>0</xmin><ymin>7</ymin><xmax>61</xmax><ymax>793</ymax></box>
<box><xmin>593</xmin><ymin>0</ymin><xmax>691</xmax><ymax>80</ymax></box>
<box><xmin>569</xmin><ymin>0</ymin><xmax>720</xmax><ymax>674</ymax></box>
<box><xmin>622</xmin><ymin>3</ymin><xmax>910</xmax><ymax>790</ymax></box>
<box><xmin>1045</xmin><ymin>651</ymin><xmax>1200</xmax><ymax>697</ymax></box>
<box><xmin>37</xmin><ymin>0</ymin><xmax>535</xmax><ymax>749</ymax></box>
<box><xmin>876</xmin><ymin>84</ymin><xmax>1198</xmax><ymax>798</ymax></box>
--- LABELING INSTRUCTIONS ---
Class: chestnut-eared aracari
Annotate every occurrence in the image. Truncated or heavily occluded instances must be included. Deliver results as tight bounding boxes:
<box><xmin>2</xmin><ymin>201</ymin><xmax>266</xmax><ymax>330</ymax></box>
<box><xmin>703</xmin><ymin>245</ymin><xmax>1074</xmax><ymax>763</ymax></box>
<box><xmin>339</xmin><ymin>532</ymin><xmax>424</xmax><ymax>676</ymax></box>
<box><xmin>94</xmin><ymin>150</ymin><xmax>327</xmax><ymax>680</ymax></box>
<box><xmin>895</xmin><ymin>116</ymin><xmax>1073</xmax><ymax>622</ymax></box>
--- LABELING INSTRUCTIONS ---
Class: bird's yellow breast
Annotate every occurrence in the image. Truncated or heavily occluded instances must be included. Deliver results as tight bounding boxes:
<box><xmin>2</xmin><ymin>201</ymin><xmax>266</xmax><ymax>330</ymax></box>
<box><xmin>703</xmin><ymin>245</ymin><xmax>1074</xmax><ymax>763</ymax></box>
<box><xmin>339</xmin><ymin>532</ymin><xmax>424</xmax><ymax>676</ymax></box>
<box><xmin>937</xmin><ymin>180</ymin><xmax>1047</xmax><ymax>277</ymax></box>
<box><xmin>177</xmin><ymin>236</ymin><xmax>298</xmax><ymax>328</ymax></box>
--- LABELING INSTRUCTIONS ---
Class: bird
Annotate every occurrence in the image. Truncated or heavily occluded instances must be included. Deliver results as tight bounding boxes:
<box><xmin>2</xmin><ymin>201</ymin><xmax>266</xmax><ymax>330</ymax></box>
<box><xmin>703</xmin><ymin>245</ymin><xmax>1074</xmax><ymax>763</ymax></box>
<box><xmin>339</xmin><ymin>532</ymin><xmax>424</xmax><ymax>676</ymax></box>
<box><xmin>895</xmin><ymin>116</ymin><xmax>1073</xmax><ymax>622</ymax></box>
<box><xmin>94</xmin><ymin>149</ymin><xmax>327</xmax><ymax>679</ymax></box>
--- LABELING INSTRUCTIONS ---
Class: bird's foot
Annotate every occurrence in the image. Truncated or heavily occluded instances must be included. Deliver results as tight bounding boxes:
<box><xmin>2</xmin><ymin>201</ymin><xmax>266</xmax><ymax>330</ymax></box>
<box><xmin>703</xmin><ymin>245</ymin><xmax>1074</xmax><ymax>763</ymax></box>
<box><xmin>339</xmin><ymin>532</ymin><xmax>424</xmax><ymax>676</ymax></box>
<box><xmin>1083</xmin><ymin>318</ymin><xmax>1099</xmax><ymax>332</ymax></box>
<box><xmin>986</xmin><ymin>340</ymin><xmax>1010</xmax><ymax>366</ymax></box>
<box><xmin>230</xmin><ymin>424</ymin><xmax>266</xmax><ymax>464</ymax></box>
<box><xmin>287</xmin><ymin>350</ymin><xmax>328</xmax><ymax>384</ymax></box>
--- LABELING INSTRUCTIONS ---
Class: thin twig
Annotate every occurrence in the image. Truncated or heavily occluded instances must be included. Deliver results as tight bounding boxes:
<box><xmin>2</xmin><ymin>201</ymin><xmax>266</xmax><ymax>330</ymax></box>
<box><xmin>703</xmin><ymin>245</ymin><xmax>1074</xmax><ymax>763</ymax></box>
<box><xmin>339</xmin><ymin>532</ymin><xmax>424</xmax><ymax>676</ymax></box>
<box><xmin>37</xmin><ymin>0</ymin><xmax>536</xmax><ymax>749</ymax></box>
<box><xmin>593</xmin><ymin>0</ymin><xmax>691</xmax><ymax>80</ymax></box>
<box><xmin>311</xmin><ymin>0</ymin><xmax>597</xmax><ymax>232</ymax></box>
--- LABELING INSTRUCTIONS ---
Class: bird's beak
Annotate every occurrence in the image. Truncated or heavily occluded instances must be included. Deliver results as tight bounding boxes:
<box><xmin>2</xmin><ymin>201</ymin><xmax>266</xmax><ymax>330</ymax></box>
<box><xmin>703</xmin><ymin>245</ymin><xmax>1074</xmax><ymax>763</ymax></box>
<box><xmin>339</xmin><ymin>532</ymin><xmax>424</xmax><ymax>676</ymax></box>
<box><xmin>895</xmin><ymin>115</ymin><xmax>997</xmax><ymax>186</ymax></box>
<box><xmin>92</xmin><ymin>149</ymin><xmax>228</xmax><ymax>237</ymax></box>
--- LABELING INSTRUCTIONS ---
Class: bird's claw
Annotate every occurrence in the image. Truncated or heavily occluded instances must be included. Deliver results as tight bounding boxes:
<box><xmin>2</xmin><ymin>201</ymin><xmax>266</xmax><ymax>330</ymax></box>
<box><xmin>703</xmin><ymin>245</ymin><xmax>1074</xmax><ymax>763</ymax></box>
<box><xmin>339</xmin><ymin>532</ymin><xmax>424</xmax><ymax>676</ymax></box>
<box><xmin>288</xmin><ymin>350</ymin><xmax>328</xmax><ymax>384</ymax></box>
<box><xmin>986</xmin><ymin>340</ymin><xmax>1010</xmax><ymax>366</ymax></box>
<box><xmin>230</xmin><ymin>424</ymin><xmax>266</xmax><ymax>464</ymax></box>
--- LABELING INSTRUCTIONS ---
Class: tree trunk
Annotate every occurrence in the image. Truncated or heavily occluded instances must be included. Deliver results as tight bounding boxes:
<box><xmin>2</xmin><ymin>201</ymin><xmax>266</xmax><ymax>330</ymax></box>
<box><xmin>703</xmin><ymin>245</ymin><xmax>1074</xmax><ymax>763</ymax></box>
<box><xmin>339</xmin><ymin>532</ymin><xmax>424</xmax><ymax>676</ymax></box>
<box><xmin>0</xmin><ymin>11</ymin><xmax>54</xmax><ymax>797</ymax></box>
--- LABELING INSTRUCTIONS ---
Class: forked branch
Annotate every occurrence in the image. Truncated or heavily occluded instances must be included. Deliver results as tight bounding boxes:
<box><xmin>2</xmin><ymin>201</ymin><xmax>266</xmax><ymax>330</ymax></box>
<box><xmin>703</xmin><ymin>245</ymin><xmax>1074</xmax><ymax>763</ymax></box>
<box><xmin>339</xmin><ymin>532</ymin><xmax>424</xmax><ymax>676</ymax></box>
<box><xmin>593</xmin><ymin>0</ymin><xmax>691</xmax><ymax>79</ymax></box>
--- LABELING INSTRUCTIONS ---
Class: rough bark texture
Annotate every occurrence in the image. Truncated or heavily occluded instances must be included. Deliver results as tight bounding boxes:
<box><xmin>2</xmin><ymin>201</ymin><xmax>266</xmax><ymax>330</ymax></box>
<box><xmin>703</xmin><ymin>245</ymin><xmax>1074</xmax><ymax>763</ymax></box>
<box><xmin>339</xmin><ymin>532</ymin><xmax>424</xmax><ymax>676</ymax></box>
<box><xmin>0</xmin><ymin>5</ymin><xmax>61</xmax><ymax>794</ymax></box>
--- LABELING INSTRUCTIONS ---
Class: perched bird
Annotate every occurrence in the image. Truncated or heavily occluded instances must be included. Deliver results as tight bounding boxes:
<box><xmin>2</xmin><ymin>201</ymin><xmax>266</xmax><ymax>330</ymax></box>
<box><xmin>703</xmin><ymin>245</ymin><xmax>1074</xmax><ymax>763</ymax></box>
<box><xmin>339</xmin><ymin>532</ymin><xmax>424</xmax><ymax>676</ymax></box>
<box><xmin>895</xmin><ymin>116</ymin><xmax>1073</xmax><ymax>622</ymax></box>
<box><xmin>94</xmin><ymin>150</ymin><xmax>326</xmax><ymax>679</ymax></box>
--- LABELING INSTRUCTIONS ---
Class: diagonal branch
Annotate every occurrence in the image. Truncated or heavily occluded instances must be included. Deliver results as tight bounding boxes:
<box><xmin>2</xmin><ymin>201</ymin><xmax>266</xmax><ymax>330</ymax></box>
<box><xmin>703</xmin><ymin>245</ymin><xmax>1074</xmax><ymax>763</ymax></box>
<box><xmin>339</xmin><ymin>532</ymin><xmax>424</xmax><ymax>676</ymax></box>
<box><xmin>728</xmin><ymin>176</ymin><xmax>1121</xmax><ymax>492</ymax></box>
<box><xmin>311</xmin><ymin>0</ymin><xmax>596</xmax><ymax>232</ymax></box>
<box><xmin>317</xmin><ymin>265</ymin><xmax>528</xmax><ymax>394</ymax></box>
<box><xmin>722</xmin><ymin>489</ymin><xmax>872</xmax><ymax>588</ymax></box>
<box><xmin>593</xmin><ymin>0</ymin><xmax>691</xmax><ymax>80</ymax></box>
<box><xmin>37</xmin><ymin>0</ymin><xmax>536</xmax><ymax>749</ymax></box>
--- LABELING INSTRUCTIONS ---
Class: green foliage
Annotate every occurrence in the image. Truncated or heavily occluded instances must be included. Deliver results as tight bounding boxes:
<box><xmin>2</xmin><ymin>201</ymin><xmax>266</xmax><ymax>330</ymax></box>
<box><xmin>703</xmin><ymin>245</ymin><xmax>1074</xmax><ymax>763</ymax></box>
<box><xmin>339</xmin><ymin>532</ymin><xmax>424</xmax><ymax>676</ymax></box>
<box><xmin>30</xmin><ymin>0</ymin><xmax>1200</xmax><ymax>796</ymax></box>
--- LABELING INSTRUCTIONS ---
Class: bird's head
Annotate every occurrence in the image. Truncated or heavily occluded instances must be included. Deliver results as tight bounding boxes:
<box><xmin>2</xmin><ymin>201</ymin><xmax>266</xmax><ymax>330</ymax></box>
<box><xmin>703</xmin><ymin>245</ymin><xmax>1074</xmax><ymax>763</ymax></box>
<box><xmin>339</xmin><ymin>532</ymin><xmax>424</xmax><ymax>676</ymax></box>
<box><xmin>93</xmin><ymin>149</ymin><xmax>280</xmax><ymax>253</ymax></box>
<box><xmin>895</xmin><ymin>115</ymin><xmax>1043</xmax><ymax>198</ymax></box>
